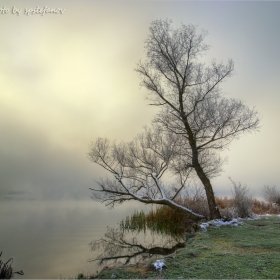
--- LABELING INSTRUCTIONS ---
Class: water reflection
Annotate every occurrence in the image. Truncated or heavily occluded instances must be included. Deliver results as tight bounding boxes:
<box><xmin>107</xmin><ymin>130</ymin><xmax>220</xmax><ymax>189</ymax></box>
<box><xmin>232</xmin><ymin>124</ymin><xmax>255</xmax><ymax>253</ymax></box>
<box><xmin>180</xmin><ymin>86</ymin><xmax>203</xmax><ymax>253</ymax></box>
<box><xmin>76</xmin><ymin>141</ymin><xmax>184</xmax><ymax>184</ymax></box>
<box><xmin>89</xmin><ymin>227</ymin><xmax>185</xmax><ymax>266</ymax></box>
<box><xmin>89</xmin><ymin>210</ymin><xmax>189</xmax><ymax>268</ymax></box>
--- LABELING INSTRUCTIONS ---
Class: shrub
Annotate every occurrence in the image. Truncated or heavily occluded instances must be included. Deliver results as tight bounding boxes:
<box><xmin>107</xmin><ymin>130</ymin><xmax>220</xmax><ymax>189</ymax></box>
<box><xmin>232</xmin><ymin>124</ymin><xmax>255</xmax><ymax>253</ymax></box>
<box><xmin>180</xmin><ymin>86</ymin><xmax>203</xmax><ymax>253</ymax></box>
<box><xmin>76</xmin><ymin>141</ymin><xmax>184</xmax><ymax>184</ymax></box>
<box><xmin>229</xmin><ymin>178</ymin><xmax>253</xmax><ymax>218</ymax></box>
<box><xmin>219</xmin><ymin>207</ymin><xmax>238</xmax><ymax>219</ymax></box>
<box><xmin>263</xmin><ymin>185</ymin><xmax>280</xmax><ymax>205</ymax></box>
<box><xmin>177</xmin><ymin>185</ymin><xmax>209</xmax><ymax>218</ymax></box>
<box><xmin>0</xmin><ymin>252</ymin><xmax>24</xmax><ymax>279</ymax></box>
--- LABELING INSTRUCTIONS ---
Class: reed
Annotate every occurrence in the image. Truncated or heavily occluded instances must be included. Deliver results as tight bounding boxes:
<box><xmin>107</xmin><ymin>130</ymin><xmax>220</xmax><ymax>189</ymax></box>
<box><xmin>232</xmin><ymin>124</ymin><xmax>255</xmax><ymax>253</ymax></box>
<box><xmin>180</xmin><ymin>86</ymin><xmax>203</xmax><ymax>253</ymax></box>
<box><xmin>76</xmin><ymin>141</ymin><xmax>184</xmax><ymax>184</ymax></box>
<box><xmin>120</xmin><ymin>204</ymin><xmax>200</xmax><ymax>237</ymax></box>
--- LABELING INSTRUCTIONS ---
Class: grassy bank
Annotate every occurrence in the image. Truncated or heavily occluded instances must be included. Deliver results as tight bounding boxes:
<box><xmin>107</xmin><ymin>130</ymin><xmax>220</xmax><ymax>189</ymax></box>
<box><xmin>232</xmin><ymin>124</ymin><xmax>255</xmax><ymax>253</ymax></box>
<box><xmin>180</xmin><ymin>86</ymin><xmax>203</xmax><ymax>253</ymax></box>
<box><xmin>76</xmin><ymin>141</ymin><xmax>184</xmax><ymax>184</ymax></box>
<box><xmin>93</xmin><ymin>216</ymin><xmax>280</xmax><ymax>279</ymax></box>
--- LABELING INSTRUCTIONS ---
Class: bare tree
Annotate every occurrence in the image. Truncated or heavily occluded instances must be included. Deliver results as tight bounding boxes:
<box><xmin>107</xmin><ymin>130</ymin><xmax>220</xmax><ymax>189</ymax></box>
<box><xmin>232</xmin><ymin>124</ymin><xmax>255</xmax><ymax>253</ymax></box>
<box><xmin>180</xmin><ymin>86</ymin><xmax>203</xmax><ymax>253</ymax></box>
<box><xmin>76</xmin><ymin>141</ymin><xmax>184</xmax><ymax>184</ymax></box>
<box><xmin>88</xmin><ymin>19</ymin><xmax>260</xmax><ymax>220</ymax></box>
<box><xmin>135</xmin><ymin>19</ymin><xmax>260</xmax><ymax>219</ymax></box>
<box><xmin>88</xmin><ymin>126</ymin><xmax>204</xmax><ymax>219</ymax></box>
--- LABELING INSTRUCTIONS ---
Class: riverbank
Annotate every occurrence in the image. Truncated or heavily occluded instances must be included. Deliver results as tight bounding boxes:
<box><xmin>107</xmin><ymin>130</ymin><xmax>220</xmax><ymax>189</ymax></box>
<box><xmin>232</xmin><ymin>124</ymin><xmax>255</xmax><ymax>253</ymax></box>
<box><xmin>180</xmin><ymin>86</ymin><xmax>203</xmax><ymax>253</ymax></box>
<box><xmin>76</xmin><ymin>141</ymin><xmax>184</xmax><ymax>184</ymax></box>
<box><xmin>92</xmin><ymin>215</ymin><xmax>280</xmax><ymax>279</ymax></box>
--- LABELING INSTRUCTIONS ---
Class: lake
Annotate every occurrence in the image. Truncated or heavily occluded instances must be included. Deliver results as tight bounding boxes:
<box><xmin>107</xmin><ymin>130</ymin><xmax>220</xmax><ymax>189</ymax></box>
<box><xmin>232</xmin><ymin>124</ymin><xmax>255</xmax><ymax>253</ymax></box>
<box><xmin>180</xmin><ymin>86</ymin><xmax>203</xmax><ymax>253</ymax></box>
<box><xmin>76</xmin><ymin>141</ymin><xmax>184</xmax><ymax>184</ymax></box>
<box><xmin>0</xmin><ymin>199</ymin><xmax>181</xmax><ymax>279</ymax></box>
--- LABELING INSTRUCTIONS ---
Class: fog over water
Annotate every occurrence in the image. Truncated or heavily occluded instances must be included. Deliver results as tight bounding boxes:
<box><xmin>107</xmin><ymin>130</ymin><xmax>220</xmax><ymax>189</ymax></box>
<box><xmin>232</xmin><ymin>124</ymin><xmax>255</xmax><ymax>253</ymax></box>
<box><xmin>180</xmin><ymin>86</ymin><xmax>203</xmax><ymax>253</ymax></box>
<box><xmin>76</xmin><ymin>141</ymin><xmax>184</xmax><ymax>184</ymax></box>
<box><xmin>0</xmin><ymin>199</ymin><xmax>151</xmax><ymax>278</ymax></box>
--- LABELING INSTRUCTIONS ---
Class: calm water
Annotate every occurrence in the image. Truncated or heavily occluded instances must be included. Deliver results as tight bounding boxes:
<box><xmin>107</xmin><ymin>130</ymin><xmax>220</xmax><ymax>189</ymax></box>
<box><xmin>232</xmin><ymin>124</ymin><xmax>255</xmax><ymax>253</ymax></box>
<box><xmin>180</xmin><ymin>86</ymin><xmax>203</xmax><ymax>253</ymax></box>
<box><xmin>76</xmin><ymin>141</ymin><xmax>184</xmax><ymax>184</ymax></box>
<box><xmin>0</xmin><ymin>199</ymin><xmax>152</xmax><ymax>279</ymax></box>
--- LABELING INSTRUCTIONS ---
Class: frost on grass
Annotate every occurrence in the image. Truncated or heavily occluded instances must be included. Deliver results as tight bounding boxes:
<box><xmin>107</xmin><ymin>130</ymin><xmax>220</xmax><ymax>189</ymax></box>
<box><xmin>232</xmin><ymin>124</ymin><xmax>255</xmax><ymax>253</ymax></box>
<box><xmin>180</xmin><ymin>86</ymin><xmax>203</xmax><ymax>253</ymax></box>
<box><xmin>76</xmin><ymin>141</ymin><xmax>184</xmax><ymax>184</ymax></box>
<box><xmin>199</xmin><ymin>215</ymin><xmax>266</xmax><ymax>231</ymax></box>
<box><xmin>153</xmin><ymin>259</ymin><xmax>165</xmax><ymax>272</ymax></box>
<box><xmin>200</xmin><ymin>218</ymin><xmax>242</xmax><ymax>231</ymax></box>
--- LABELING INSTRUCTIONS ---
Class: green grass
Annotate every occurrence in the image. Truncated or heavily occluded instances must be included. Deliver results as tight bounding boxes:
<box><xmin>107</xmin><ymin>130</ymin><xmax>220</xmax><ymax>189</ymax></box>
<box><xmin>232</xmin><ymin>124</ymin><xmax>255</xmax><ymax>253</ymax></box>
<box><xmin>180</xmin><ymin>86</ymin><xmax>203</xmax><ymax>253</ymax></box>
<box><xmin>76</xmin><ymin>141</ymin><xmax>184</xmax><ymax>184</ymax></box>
<box><xmin>93</xmin><ymin>216</ymin><xmax>280</xmax><ymax>279</ymax></box>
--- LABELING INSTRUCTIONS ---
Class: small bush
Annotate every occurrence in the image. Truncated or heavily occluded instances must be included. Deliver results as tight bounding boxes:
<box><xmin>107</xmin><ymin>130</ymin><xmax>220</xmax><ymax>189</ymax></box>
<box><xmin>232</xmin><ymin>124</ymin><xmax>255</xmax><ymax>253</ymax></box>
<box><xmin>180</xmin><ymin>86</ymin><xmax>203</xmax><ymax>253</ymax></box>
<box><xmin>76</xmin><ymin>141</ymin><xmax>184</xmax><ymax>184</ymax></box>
<box><xmin>220</xmin><ymin>207</ymin><xmax>238</xmax><ymax>219</ymax></box>
<box><xmin>229</xmin><ymin>178</ymin><xmax>253</xmax><ymax>218</ymax></box>
<box><xmin>177</xmin><ymin>185</ymin><xmax>209</xmax><ymax>218</ymax></box>
<box><xmin>0</xmin><ymin>252</ymin><xmax>23</xmax><ymax>279</ymax></box>
<box><xmin>263</xmin><ymin>185</ymin><xmax>280</xmax><ymax>205</ymax></box>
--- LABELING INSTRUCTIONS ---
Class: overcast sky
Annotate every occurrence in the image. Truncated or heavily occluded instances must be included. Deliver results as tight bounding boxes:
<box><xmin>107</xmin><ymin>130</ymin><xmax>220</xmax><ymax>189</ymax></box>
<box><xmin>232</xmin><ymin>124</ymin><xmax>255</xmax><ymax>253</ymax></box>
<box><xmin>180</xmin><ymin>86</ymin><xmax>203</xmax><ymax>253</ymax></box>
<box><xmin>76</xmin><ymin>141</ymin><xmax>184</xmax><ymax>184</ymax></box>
<box><xmin>1</xmin><ymin>0</ymin><xmax>280</xmax><ymax>200</ymax></box>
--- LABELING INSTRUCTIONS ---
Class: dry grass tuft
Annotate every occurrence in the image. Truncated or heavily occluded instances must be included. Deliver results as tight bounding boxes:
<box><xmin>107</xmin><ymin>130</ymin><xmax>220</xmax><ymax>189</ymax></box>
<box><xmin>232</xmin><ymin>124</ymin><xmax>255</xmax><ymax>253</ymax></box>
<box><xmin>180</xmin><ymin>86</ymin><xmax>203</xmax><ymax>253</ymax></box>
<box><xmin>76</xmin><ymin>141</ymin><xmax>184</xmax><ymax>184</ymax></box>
<box><xmin>216</xmin><ymin>197</ymin><xmax>280</xmax><ymax>216</ymax></box>
<box><xmin>251</xmin><ymin>199</ymin><xmax>280</xmax><ymax>214</ymax></box>
<box><xmin>0</xmin><ymin>252</ymin><xmax>24</xmax><ymax>279</ymax></box>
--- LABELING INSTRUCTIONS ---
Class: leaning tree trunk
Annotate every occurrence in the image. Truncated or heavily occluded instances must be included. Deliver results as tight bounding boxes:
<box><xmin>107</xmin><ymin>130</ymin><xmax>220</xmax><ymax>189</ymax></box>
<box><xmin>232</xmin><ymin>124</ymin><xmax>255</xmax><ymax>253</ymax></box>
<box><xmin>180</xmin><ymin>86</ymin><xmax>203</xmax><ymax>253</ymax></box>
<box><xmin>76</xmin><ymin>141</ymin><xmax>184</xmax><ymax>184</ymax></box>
<box><xmin>181</xmin><ymin>111</ymin><xmax>221</xmax><ymax>220</ymax></box>
<box><xmin>191</xmin><ymin>144</ymin><xmax>221</xmax><ymax>220</ymax></box>
<box><xmin>193</xmin><ymin>162</ymin><xmax>221</xmax><ymax>220</ymax></box>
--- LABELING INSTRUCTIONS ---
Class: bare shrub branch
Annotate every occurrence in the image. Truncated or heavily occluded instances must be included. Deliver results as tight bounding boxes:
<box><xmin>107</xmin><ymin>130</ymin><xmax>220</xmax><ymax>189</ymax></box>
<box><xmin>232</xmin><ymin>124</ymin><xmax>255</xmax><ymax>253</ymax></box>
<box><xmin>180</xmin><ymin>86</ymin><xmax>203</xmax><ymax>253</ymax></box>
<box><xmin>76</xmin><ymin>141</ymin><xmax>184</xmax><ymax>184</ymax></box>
<box><xmin>229</xmin><ymin>178</ymin><xmax>253</xmax><ymax>218</ymax></box>
<box><xmin>263</xmin><ymin>185</ymin><xmax>280</xmax><ymax>205</ymax></box>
